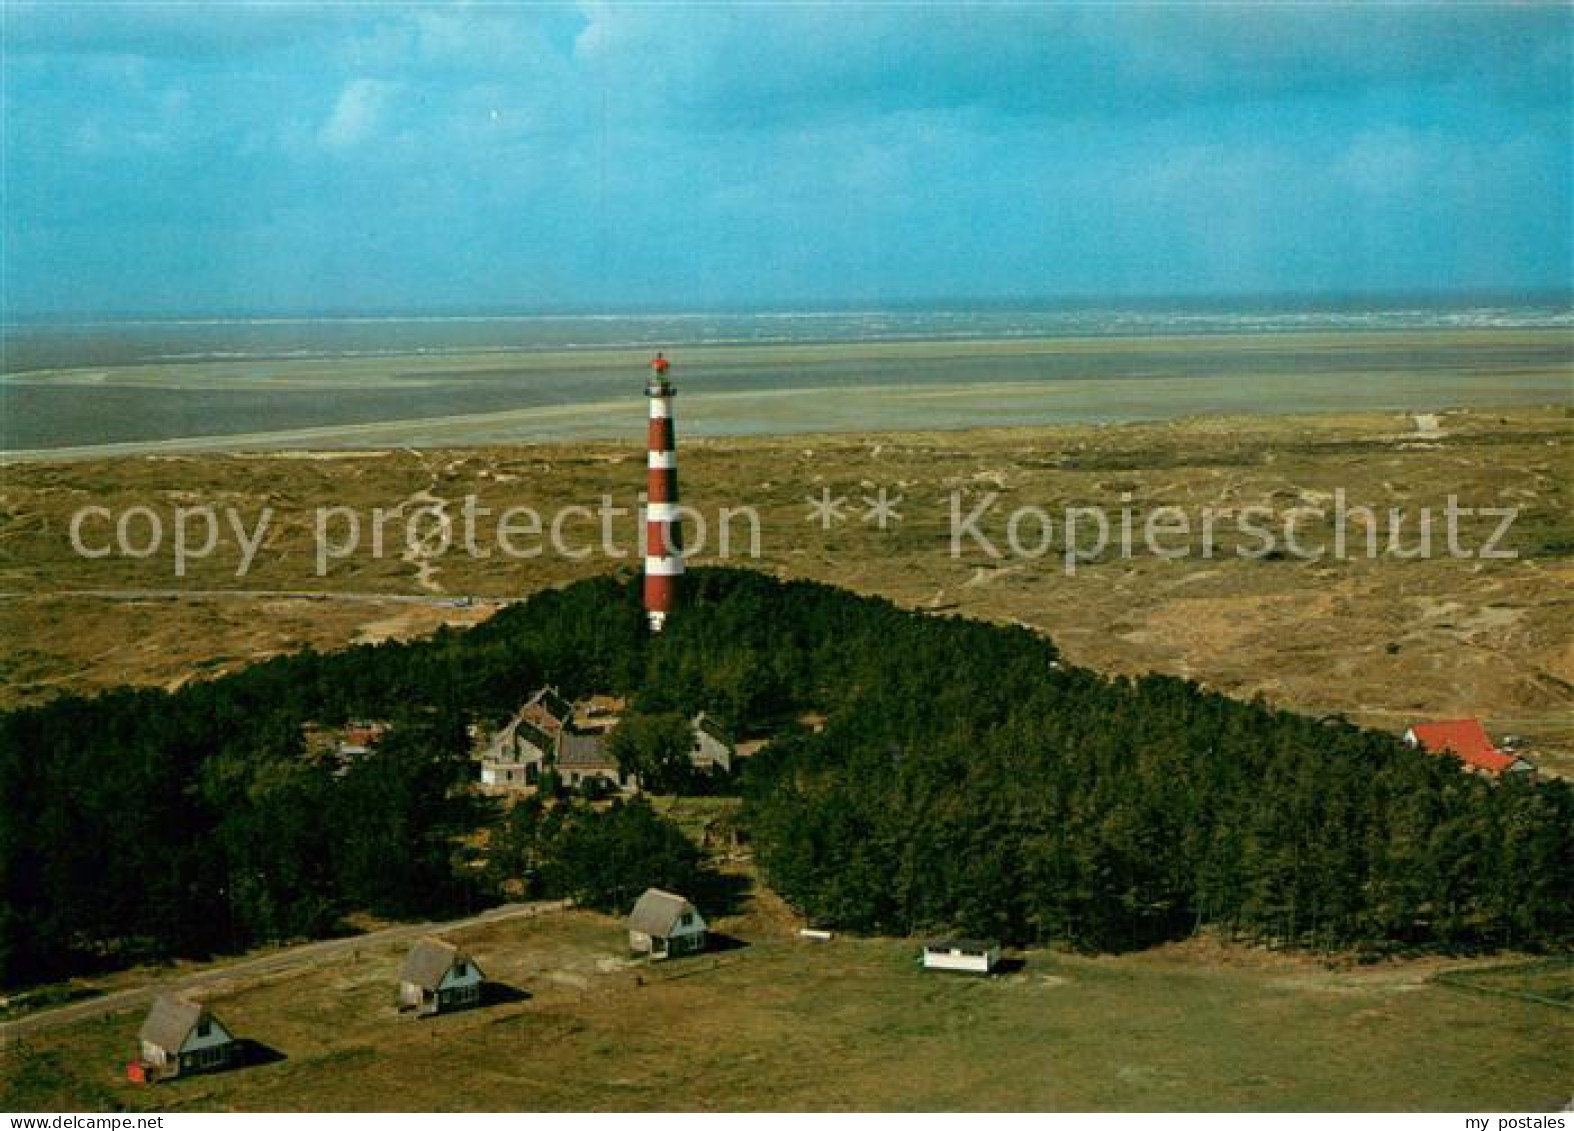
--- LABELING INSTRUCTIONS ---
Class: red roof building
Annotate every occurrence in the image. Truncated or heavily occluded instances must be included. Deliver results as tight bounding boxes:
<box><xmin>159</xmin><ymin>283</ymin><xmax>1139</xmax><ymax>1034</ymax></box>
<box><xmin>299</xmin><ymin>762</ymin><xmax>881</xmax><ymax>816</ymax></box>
<box><xmin>343</xmin><ymin>722</ymin><xmax>388</xmax><ymax>748</ymax></box>
<box><xmin>1404</xmin><ymin>719</ymin><xmax>1531</xmax><ymax>778</ymax></box>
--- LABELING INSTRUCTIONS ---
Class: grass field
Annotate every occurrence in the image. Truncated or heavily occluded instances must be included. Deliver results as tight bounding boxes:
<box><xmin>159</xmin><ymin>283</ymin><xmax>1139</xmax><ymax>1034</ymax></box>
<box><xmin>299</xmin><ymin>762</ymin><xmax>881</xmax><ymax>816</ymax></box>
<box><xmin>4</xmin><ymin>896</ymin><xmax>1570</xmax><ymax>1112</ymax></box>
<box><xmin>3</xmin><ymin>404</ymin><xmax>1570</xmax><ymax>772</ymax></box>
<box><xmin>1433</xmin><ymin>959</ymin><xmax>1574</xmax><ymax>1009</ymax></box>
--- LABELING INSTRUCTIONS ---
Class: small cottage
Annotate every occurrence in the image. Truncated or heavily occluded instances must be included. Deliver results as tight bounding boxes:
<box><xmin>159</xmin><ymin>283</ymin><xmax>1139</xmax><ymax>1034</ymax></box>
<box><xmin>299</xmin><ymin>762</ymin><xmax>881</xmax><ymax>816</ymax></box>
<box><xmin>398</xmin><ymin>937</ymin><xmax>484</xmax><ymax>1016</ymax></box>
<box><xmin>134</xmin><ymin>994</ymin><xmax>238</xmax><ymax>1080</ymax></box>
<box><xmin>627</xmin><ymin>888</ymin><xmax>707</xmax><ymax>960</ymax></box>
<box><xmin>921</xmin><ymin>938</ymin><xmax>1001</xmax><ymax>974</ymax></box>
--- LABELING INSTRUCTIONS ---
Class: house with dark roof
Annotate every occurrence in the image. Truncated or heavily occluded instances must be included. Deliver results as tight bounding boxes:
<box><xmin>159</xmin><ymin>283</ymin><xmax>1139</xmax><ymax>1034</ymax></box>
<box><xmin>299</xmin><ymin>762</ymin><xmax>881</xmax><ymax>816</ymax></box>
<box><xmin>477</xmin><ymin>691</ymin><xmax>747</xmax><ymax>794</ymax></box>
<box><xmin>133</xmin><ymin>994</ymin><xmax>238</xmax><ymax>1081</ymax></box>
<box><xmin>627</xmin><ymin>888</ymin><xmax>707</xmax><ymax>960</ymax></box>
<box><xmin>398</xmin><ymin>938</ymin><xmax>484</xmax><ymax>1016</ymax></box>
<box><xmin>558</xmin><ymin>731</ymin><xmax>631</xmax><ymax>791</ymax></box>
<box><xmin>1404</xmin><ymin>719</ymin><xmax>1535</xmax><ymax>780</ymax></box>
<box><xmin>479</xmin><ymin>688</ymin><xmax>635</xmax><ymax>792</ymax></box>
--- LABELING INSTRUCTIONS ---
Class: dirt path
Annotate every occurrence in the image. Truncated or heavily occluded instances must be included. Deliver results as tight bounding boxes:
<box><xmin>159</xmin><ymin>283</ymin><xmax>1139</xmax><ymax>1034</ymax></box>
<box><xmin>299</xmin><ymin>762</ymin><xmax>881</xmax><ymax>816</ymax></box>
<box><xmin>0</xmin><ymin>899</ymin><xmax>570</xmax><ymax>1043</ymax></box>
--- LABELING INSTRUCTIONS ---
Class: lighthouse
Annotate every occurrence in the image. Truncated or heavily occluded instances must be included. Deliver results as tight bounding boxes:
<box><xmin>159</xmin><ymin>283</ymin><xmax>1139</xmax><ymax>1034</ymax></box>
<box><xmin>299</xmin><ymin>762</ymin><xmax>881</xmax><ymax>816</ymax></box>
<box><xmin>643</xmin><ymin>352</ymin><xmax>683</xmax><ymax>632</ymax></box>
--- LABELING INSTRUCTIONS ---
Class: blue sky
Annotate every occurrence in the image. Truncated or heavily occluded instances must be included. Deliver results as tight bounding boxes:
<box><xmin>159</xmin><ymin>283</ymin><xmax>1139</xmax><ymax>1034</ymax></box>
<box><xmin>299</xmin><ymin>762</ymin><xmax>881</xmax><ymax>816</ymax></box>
<box><xmin>3</xmin><ymin>2</ymin><xmax>1570</xmax><ymax>315</ymax></box>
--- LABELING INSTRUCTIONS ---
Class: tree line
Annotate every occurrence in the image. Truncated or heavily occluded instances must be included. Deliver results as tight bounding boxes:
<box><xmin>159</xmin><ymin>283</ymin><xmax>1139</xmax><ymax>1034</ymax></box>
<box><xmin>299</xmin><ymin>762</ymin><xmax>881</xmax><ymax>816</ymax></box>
<box><xmin>0</xmin><ymin>575</ymin><xmax>647</xmax><ymax>986</ymax></box>
<box><xmin>2</xmin><ymin>567</ymin><xmax>1569</xmax><ymax>986</ymax></box>
<box><xmin>670</xmin><ymin>571</ymin><xmax>1572</xmax><ymax>954</ymax></box>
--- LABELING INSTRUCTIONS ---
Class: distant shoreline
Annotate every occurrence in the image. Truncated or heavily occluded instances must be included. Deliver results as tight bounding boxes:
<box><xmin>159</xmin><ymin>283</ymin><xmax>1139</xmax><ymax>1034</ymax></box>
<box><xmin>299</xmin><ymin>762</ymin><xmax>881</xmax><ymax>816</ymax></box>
<box><xmin>3</xmin><ymin>327</ymin><xmax>1569</xmax><ymax>460</ymax></box>
<box><xmin>3</xmin><ymin>399</ymin><xmax>1569</xmax><ymax>466</ymax></box>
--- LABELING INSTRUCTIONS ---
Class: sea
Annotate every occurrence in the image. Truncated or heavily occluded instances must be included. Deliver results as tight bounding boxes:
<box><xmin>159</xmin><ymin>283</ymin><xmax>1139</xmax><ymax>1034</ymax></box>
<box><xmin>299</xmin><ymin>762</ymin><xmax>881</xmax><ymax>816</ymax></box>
<box><xmin>2</xmin><ymin>297</ymin><xmax>1570</xmax><ymax>454</ymax></box>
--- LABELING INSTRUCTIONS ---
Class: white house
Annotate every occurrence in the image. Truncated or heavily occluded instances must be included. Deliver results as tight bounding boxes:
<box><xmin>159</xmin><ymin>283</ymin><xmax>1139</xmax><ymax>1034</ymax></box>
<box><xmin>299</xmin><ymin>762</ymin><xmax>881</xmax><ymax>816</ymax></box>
<box><xmin>478</xmin><ymin>711</ymin><xmax>556</xmax><ymax>788</ymax></box>
<box><xmin>690</xmin><ymin>713</ymin><xmax>735</xmax><ymax>774</ymax></box>
<box><xmin>627</xmin><ymin>888</ymin><xmax>707</xmax><ymax>960</ymax></box>
<box><xmin>136</xmin><ymin>994</ymin><xmax>238</xmax><ymax>1080</ymax></box>
<box><xmin>478</xmin><ymin>688</ymin><xmax>637</xmax><ymax>791</ymax></box>
<box><xmin>921</xmin><ymin>938</ymin><xmax>1001</xmax><ymax>975</ymax></box>
<box><xmin>398</xmin><ymin>937</ymin><xmax>484</xmax><ymax>1015</ymax></box>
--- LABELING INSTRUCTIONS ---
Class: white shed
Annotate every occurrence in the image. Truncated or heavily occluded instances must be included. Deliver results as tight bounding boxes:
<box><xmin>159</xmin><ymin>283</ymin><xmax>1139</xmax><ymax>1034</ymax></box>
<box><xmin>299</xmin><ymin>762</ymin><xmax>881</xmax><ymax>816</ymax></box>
<box><xmin>398</xmin><ymin>937</ymin><xmax>484</xmax><ymax>1015</ymax></box>
<box><xmin>690</xmin><ymin>713</ymin><xmax>735</xmax><ymax>773</ymax></box>
<box><xmin>627</xmin><ymin>888</ymin><xmax>707</xmax><ymax>960</ymax></box>
<box><xmin>921</xmin><ymin>938</ymin><xmax>1001</xmax><ymax>974</ymax></box>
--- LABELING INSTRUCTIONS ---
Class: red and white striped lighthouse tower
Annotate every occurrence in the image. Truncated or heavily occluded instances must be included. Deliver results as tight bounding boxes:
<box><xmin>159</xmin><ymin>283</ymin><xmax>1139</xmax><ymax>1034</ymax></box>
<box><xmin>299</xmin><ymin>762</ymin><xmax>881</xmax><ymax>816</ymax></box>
<box><xmin>643</xmin><ymin>352</ymin><xmax>683</xmax><ymax>632</ymax></box>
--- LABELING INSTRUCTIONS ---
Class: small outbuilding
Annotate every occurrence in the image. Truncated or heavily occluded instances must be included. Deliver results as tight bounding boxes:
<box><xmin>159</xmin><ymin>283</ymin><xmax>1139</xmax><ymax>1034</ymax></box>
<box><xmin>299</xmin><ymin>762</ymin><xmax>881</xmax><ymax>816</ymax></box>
<box><xmin>398</xmin><ymin>937</ymin><xmax>484</xmax><ymax>1016</ymax></box>
<box><xmin>133</xmin><ymin>993</ymin><xmax>238</xmax><ymax>1081</ymax></box>
<box><xmin>921</xmin><ymin>938</ymin><xmax>1002</xmax><ymax>975</ymax></box>
<box><xmin>627</xmin><ymin>888</ymin><xmax>707</xmax><ymax>960</ymax></box>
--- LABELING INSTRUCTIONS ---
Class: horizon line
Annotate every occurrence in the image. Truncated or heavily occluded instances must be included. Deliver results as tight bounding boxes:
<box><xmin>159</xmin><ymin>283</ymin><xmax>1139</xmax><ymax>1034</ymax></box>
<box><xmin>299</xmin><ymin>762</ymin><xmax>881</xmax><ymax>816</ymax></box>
<box><xmin>5</xmin><ymin>285</ymin><xmax>1573</xmax><ymax>328</ymax></box>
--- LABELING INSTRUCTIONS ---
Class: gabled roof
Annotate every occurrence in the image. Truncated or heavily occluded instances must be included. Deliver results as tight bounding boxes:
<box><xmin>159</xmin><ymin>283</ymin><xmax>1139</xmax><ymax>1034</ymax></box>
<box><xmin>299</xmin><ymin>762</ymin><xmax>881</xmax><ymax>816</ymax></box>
<box><xmin>139</xmin><ymin>994</ymin><xmax>223</xmax><ymax>1052</ymax></box>
<box><xmin>514</xmin><ymin>719</ymin><xmax>557</xmax><ymax>758</ymax></box>
<box><xmin>524</xmin><ymin>686</ymin><xmax>574</xmax><ymax>730</ymax></box>
<box><xmin>399</xmin><ymin>937</ymin><xmax>478</xmax><ymax>991</ymax></box>
<box><xmin>692</xmin><ymin>712</ymin><xmax>732</xmax><ymax>747</ymax></box>
<box><xmin>483</xmin><ymin>711</ymin><xmax>555</xmax><ymax>762</ymax></box>
<box><xmin>1408</xmin><ymin>719</ymin><xmax>1518</xmax><ymax>775</ymax></box>
<box><xmin>628</xmin><ymin>888</ymin><xmax>698</xmax><ymax>937</ymax></box>
<box><xmin>558</xmin><ymin>731</ymin><xmax>615</xmax><ymax>770</ymax></box>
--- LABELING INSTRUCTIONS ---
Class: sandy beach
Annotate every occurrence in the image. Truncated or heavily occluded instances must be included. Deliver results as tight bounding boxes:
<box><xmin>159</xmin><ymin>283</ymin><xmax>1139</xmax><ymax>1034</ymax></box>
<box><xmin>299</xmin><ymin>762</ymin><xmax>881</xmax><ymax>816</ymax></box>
<box><xmin>3</xmin><ymin>327</ymin><xmax>1568</xmax><ymax>458</ymax></box>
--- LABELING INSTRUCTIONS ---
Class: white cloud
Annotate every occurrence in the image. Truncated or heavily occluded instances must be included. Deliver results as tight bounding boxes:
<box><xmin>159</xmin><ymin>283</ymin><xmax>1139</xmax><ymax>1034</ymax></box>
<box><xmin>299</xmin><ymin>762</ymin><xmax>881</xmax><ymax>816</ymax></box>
<box><xmin>318</xmin><ymin>77</ymin><xmax>395</xmax><ymax>148</ymax></box>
